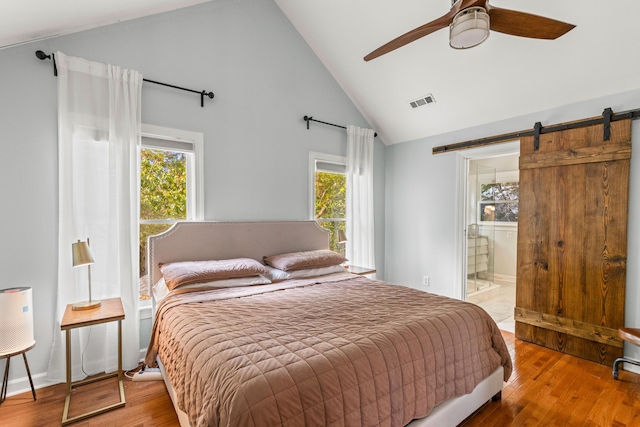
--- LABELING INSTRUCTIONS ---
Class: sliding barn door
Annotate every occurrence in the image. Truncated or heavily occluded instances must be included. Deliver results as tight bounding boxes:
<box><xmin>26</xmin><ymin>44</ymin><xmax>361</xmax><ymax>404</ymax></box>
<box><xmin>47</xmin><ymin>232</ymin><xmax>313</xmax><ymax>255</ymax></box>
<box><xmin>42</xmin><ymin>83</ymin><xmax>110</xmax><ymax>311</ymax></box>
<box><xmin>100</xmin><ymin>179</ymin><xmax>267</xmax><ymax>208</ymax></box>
<box><xmin>515</xmin><ymin>119</ymin><xmax>631</xmax><ymax>365</ymax></box>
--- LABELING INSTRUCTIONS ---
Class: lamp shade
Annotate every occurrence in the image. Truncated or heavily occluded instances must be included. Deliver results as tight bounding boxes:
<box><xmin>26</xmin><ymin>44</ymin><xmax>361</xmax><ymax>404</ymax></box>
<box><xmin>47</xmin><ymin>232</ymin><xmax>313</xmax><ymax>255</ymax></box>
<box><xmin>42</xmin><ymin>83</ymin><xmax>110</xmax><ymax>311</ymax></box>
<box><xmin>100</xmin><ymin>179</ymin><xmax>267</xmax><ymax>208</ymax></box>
<box><xmin>72</xmin><ymin>240</ymin><xmax>95</xmax><ymax>267</ymax></box>
<box><xmin>449</xmin><ymin>7</ymin><xmax>490</xmax><ymax>49</ymax></box>
<box><xmin>338</xmin><ymin>230</ymin><xmax>347</xmax><ymax>244</ymax></box>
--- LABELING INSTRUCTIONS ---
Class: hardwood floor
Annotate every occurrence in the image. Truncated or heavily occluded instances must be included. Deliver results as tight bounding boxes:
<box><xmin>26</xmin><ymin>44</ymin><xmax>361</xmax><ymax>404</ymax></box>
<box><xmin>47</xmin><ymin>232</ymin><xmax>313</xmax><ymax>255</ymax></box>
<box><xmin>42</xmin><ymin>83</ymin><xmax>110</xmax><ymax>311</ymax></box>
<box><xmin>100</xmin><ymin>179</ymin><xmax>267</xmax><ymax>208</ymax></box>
<box><xmin>2</xmin><ymin>331</ymin><xmax>640</xmax><ymax>426</ymax></box>
<box><xmin>0</xmin><ymin>373</ymin><xmax>179</xmax><ymax>427</ymax></box>
<box><xmin>462</xmin><ymin>332</ymin><xmax>640</xmax><ymax>427</ymax></box>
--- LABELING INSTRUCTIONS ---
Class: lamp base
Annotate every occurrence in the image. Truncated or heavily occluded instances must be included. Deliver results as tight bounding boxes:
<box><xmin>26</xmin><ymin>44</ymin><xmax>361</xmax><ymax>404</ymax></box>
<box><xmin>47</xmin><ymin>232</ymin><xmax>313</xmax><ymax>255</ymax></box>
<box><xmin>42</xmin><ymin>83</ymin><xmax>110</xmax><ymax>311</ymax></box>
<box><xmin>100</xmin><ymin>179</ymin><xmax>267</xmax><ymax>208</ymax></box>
<box><xmin>71</xmin><ymin>300</ymin><xmax>102</xmax><ymax>311</ymax></box>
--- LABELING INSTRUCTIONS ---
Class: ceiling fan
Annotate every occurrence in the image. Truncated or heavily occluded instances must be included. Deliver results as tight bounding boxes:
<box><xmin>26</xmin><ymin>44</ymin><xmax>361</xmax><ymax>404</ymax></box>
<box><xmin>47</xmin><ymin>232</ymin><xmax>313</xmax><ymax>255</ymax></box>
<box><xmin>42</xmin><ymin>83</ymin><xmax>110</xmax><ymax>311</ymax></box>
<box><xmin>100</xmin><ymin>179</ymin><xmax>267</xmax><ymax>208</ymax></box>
<box><xmin>364</xmin><ymin>0</ymin><xmax>575</xmax><ymax>61</ymax></box>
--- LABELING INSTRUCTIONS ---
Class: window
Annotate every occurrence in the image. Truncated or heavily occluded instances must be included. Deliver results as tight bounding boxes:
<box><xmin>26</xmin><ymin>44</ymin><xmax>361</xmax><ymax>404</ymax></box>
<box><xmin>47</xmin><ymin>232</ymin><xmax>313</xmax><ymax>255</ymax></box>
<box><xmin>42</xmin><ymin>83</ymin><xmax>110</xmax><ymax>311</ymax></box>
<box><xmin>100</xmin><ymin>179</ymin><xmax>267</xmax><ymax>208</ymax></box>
<box><xmin>309</xmin><ymin>152</ymin><xmax>346</xmax><ymax>254</ymax></box>
<box><xmin>139</xmin><ymin>125</ymin><xmax>203</xmax><ymax>300</ymax></box>
<box><xmin>479</xmin><ymin>181</ymin><xmax>519</xmax><ymax>223</ymax></box>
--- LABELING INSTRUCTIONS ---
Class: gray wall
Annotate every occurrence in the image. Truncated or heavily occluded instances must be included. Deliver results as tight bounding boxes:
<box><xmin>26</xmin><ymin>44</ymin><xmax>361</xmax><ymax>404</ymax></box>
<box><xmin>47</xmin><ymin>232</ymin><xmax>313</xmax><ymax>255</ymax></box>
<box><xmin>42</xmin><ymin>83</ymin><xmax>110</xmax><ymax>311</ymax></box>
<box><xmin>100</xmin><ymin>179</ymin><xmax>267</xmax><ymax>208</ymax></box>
<box><xmin>0</xmin><ymin>0</ymin><xmax>385</xmax><ymax>393</ymax></box>
<box><xmin>385</xmin><ymin>88</ymin><xmax>640</xmax><ymax>364</ymax></box>
<box><xmin>493</xmin><ymin>228</ymin><xmax>517</xmax><ymax>278</ymax></box>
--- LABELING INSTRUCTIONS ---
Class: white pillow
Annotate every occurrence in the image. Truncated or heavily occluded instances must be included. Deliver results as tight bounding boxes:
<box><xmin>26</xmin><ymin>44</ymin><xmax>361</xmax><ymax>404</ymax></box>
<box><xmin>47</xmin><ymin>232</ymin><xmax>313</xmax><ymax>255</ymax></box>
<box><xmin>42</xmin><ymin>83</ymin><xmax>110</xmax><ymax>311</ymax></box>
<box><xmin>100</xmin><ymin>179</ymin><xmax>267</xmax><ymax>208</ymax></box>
<box><xmin>265</xmin><ymin>264</ymin><xmax>346</xmax><ymax>282</ymax></box>
<box><xmin>153</xmin><ymin>275</ymin><xmax>272</xmax><ymax>302</ymax></box>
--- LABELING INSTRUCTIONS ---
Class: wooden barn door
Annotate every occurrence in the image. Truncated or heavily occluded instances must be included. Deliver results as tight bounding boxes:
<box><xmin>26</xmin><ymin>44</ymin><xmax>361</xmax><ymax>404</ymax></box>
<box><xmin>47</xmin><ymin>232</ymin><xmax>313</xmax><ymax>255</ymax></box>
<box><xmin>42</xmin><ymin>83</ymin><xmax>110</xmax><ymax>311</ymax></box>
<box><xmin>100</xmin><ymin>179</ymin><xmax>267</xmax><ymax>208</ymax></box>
<box><xmin>515</xmin><ymin>119</ymin><xmax>631</xmax><ymax>365</ymax></box>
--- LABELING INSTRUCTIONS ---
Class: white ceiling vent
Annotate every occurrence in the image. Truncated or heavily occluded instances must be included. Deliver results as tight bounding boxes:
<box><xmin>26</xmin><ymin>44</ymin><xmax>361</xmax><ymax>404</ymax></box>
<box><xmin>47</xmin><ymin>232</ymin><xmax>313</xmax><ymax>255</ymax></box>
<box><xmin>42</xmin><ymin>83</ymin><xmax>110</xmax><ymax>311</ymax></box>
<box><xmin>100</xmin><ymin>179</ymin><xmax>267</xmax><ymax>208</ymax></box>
<box><xmin>409</xmin><ymin>94</ymin><xmax>436</xmax><ymax>109</ymax></box>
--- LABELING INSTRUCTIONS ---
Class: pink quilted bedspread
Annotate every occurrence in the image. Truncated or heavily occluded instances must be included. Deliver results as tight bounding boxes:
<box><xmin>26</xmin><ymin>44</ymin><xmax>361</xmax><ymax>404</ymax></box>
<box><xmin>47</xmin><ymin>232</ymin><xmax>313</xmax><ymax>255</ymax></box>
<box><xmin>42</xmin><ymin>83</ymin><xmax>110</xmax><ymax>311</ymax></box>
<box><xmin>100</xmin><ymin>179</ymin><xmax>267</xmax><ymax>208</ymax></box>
<box><xmin>145</xmin><ymin>274</ymin><xmax>512</xmax><ymax>427</ymax></box>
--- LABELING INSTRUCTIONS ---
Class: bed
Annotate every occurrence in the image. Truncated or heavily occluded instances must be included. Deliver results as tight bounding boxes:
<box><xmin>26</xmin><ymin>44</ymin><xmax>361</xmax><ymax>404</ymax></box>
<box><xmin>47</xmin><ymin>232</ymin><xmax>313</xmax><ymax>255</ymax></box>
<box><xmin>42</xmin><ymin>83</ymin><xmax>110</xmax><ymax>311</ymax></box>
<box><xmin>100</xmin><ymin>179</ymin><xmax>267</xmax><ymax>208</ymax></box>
<box><xmin>145</xmin><ymin>221</ymin><xmax>512</xmax><ymax>427</ymax></box>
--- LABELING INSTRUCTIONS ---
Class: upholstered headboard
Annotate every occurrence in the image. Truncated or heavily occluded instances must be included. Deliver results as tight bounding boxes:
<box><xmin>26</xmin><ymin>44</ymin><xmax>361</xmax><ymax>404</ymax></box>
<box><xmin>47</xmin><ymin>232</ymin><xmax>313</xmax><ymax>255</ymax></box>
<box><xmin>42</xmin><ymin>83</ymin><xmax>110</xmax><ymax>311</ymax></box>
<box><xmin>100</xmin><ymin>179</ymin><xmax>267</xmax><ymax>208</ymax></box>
<box><xmin>147</xmin><ymin>221</ymin><xmax>330</xmax><ymax>289</ymax></box>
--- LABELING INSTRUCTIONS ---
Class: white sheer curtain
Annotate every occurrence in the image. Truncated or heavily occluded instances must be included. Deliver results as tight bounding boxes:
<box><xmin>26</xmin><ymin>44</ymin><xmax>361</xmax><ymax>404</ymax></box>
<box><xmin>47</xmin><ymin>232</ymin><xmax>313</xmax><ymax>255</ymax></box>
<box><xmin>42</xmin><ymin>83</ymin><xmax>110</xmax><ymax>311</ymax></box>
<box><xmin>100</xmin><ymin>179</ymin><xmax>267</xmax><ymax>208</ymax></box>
<box><xmin>346</xmin><ymin>125</ymin><xmax>375</xmax><ymax>269</ymax></box>
<box><xmin>47</xmin><ymin>52</ymin><xmax>142</xmax><ymax>382</ymax></box>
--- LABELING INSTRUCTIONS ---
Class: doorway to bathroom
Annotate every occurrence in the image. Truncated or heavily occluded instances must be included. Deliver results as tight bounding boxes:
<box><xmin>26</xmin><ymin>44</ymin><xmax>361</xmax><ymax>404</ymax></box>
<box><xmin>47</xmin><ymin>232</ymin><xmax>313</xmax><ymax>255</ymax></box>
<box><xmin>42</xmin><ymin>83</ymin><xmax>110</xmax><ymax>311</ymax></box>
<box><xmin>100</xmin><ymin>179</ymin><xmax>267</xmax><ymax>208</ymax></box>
<box><xmin>464</xmin><ymin>151</ymin><xmax>519</xmax><ymax>332</ymax></box>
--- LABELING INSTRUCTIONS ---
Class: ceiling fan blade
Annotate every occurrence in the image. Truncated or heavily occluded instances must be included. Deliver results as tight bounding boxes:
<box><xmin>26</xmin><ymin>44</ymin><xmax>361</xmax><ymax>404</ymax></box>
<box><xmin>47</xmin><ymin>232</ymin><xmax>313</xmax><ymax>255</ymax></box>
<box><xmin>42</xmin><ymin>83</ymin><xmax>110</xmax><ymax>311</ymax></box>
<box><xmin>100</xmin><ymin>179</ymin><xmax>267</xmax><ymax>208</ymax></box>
<box><xmin>363</xmin><ymin>0</ymin><xmax>490</xmax><ymax>61</ymax></box>
<box><xmin>487</xmin><ymin>6</ymin><xmax>575</xmax><ymax>40</ymax></box>
<box><xmin>364</xmin><ymin>12</ymin><xmax>455</xmax><ymax>61</ymax></box>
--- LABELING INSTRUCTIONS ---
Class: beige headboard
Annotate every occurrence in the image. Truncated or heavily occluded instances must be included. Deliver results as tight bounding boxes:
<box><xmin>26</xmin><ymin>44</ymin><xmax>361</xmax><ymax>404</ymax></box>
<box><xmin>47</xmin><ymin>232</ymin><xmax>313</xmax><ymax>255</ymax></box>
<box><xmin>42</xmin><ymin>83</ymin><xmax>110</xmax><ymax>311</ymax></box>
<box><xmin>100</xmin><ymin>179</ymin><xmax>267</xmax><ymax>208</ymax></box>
<box><xmin>147</xmin><ymin>221</ymin><xmax>330</xmax><ymax>288</ymax></box>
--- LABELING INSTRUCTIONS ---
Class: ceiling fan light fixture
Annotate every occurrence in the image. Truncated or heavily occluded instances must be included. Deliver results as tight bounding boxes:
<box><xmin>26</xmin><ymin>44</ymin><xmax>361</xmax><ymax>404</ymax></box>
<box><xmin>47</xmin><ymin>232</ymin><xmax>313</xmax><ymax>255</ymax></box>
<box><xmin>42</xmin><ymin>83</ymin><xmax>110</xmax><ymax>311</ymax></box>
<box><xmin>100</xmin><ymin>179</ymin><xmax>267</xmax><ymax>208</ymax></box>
<box><xmin>449</xmin><ymin>7</ymin><xmax>490</xmax><ymax>49</ymax></box>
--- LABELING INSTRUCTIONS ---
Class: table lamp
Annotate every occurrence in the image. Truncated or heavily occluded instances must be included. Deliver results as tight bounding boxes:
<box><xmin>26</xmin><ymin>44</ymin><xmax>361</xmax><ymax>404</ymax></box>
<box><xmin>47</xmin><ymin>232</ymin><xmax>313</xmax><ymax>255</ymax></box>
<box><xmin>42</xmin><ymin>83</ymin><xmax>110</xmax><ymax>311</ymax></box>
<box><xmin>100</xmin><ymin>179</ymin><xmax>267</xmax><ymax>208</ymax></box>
<box><xmin>71</xmin><ymin>239</ymin><xmax>100</xmax><ymax>310</ymax></box>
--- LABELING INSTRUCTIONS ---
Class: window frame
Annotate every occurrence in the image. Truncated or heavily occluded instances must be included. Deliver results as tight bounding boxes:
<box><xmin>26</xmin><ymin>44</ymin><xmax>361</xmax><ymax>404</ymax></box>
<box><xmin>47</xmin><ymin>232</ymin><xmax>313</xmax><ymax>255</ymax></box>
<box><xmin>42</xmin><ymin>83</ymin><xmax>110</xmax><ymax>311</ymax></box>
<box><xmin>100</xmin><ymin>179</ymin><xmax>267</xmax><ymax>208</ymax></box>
<box><xmin>309</xmin><ymin>152</ymin><xmax>347</xmax><ymax>253</ymax></box>
<box><xmin>139</xmin><ymin>124</ymin><xmax>204</xmax><ymax>307</ymax></box>
<box><xmin>477</xmin><ymin>171</ymin><xmax>519</xmax><ymax>225</ymax></box>
<box><xmin>308</xmin><ymin>152</ymin><xmax>347</xmax><ymax>221</ymax></box>
<box><xmin>141</xmin><ymin>124</ymin><xmax>204</xmax><ymax>222</ymax></box>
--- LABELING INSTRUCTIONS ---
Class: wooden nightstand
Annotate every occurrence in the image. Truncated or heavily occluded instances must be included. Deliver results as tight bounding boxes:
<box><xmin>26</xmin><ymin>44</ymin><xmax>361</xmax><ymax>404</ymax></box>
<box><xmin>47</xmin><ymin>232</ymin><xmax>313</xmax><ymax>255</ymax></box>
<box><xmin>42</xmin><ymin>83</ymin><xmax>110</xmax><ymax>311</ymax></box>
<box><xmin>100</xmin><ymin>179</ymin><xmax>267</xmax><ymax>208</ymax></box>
<box><xmin>346</xmin><ymin>265</ymin><xmax>377</xmax><ymax>276</ymax></box>
<box><xmin>60</xmin><ymin>297</ymin><xmax>125</xmax><ymax>425</ymax></box>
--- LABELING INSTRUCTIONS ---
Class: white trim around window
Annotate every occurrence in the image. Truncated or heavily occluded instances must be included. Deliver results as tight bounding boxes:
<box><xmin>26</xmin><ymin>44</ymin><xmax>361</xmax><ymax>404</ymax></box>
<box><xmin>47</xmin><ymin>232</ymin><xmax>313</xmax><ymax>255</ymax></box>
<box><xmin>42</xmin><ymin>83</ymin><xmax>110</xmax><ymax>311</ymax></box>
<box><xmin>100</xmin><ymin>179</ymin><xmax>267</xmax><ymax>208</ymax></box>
<box><xmin>308</xmin><ymin>151</ymin><xmax>347</xmax><ymax>219</ymax></box>
<box><xmin>139</xmin><ymin>124</ymin><xmax>204</xmax><ymax>314</ymax></box>
<box><xmin>142</xmin><ymin>124</ymin><xmax>204</xmax><ymax>222</ymax></box>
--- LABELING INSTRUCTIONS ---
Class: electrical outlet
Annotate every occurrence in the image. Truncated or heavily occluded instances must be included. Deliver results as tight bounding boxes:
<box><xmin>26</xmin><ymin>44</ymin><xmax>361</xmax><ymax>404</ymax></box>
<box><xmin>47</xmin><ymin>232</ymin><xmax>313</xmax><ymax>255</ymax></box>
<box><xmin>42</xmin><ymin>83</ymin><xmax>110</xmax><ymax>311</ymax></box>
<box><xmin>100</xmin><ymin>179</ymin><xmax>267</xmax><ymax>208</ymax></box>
<box><xmin>423</xmin><ymin>276</ymin><xmax>430</xmax><ymax>287</ymax></box>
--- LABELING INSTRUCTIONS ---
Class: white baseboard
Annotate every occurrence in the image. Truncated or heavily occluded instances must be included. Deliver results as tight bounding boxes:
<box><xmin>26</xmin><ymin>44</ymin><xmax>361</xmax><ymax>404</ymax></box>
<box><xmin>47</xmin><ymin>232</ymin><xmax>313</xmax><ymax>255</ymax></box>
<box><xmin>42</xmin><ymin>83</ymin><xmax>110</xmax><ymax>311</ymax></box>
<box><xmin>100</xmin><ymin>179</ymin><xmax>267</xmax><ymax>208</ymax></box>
<box><xmin>4</xmin><ymin>371</ymin><xmax>59</xmax><ymax>399</ymax></box>
<box><xmin>5</xmin><ymin>347</ymin><xmax>149</xmax><ymax>399</ymax></box>
<box><xmin>493</xmin><ymin>273</ymin><xmax>516</xmax><ymax>285</ymax></box>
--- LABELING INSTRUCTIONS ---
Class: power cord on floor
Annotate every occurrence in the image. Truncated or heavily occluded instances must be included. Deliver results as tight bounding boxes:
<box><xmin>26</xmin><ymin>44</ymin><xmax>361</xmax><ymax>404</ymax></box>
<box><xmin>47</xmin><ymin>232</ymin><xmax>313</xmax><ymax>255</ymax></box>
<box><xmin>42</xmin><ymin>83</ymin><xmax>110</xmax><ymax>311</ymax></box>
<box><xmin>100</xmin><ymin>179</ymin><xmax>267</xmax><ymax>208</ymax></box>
<box><xmin>124</xmin><ymin>364</ymin><xmax>144</xmax><ymax>380</ymax></box>
<box><xmin>79</xmin><ymin>326</ymin><xmax>144</xmax><ymax>380</ymax></box>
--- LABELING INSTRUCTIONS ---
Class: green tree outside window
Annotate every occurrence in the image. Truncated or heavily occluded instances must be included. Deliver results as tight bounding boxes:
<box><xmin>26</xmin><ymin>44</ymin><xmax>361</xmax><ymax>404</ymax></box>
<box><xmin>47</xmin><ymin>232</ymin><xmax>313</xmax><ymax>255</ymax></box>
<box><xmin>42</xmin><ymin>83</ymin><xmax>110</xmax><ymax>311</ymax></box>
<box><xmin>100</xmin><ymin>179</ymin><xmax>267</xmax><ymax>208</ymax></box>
<box><xmin>315</xmin><ymin>171</ymin><xmax>346</xmax><ymax>253</ymax></box>
<box><xmin>139</xmin><ymin>148</ymin><xmax>187</xmax><ymax>287</ymax></box>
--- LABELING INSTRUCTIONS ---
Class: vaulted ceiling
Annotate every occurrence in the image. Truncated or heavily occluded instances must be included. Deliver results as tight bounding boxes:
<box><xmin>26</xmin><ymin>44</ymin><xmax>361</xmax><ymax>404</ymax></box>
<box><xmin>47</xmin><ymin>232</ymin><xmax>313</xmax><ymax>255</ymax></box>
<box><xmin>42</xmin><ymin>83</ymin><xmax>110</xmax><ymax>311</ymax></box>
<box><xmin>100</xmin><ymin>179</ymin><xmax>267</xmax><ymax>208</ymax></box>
<box><xmin>5</xmin><ymin>0</ymin><xmax>640</xmax><ymax>145</ymax></box>
<box><xmin>0</xmin><ymin>0</ymin><xmax>209</xmax><ymax>49</ymax></box>
<box><xmin>275</xmin><ymin>0</ymin><xmax>640</xmax><ymax>145</ymax></box>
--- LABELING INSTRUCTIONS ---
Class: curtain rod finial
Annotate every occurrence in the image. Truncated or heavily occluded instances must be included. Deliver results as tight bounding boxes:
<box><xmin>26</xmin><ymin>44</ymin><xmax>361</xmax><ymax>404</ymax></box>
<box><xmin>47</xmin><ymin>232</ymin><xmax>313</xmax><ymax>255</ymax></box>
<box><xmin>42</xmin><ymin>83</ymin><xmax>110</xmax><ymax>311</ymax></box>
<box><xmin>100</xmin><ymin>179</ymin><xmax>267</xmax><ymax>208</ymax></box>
<box><xmin>35</xmin><ymin>50</ymin><xmax>50</xmax><ymax>60</ymax></box>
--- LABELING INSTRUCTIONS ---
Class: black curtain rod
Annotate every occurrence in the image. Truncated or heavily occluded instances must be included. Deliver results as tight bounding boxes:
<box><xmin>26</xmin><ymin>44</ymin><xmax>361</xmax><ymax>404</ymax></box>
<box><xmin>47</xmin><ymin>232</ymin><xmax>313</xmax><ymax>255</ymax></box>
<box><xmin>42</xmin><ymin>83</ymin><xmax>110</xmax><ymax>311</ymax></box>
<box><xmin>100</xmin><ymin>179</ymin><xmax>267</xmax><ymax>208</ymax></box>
<box><xmin>303</xmin><ymin>115</ymin><xmax>377</xmax><ymax>138</ymax></box>
<box><xmin>35</xmin><ymin>50</ymin><xmax>214</xmax><ymax>108</ymax></box>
